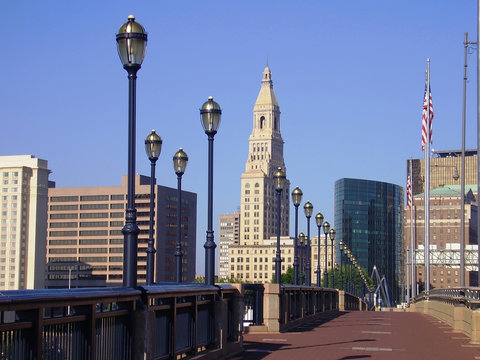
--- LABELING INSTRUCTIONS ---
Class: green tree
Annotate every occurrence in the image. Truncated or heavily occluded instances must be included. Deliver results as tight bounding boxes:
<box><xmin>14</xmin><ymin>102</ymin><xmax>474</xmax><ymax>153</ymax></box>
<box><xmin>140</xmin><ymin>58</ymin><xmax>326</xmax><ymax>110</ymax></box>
<box><xmin>270</xmin><ymin>266</ymin><xmax>294</xmax><ymax>284</ymax></box>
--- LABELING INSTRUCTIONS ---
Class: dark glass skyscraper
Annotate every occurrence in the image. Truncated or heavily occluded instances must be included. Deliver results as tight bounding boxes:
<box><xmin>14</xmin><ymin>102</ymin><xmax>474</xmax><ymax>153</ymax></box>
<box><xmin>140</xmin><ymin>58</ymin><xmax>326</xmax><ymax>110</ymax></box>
<box><xmin>335</xmin><ymin>178</ymin><xmax>404</xmax><ymax>303</ymax></box>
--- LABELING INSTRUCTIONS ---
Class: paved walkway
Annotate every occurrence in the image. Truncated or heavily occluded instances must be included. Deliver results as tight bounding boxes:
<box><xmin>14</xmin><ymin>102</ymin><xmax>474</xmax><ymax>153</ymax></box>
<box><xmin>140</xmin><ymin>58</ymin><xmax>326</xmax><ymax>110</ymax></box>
<box><xmin>233</xmin><ymin>311</ymin><xmax>480</xmax><ymax>359</ymax></box>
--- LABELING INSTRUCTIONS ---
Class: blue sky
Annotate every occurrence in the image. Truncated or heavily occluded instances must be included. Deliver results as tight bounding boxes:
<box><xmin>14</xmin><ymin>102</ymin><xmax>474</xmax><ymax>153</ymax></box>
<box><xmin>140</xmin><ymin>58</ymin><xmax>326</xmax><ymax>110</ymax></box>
<box><xmin>2</xmin><ymin>1</ymin><xmax>478</xmax><ymax>275</ymax></box>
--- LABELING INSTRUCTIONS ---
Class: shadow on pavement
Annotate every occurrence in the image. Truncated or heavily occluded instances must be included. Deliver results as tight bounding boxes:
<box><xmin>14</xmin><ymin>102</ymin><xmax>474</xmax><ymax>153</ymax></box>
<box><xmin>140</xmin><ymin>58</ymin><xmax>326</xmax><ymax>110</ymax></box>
<box><xmin>285</xmin><ymin>311</ymin><xmax>349</xmax><ymax>332</ymax></box>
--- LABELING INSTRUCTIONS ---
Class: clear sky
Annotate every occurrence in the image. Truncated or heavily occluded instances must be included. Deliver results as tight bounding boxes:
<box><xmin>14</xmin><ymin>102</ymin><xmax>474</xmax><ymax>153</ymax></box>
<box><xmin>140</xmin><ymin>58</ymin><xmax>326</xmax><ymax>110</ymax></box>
<box><xmin>2</xmin><ymin>1</ymin><xmax>478</xmax><ymax>275</ymax></box>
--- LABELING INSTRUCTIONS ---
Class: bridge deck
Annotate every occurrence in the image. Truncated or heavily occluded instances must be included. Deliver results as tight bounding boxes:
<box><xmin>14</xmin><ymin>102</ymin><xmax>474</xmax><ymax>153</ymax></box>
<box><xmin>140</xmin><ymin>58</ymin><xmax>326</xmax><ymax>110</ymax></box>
<box><xmin>235</xmin><ymin>311</ymin><xmax>480</xmax><ymax>359</ymax></box>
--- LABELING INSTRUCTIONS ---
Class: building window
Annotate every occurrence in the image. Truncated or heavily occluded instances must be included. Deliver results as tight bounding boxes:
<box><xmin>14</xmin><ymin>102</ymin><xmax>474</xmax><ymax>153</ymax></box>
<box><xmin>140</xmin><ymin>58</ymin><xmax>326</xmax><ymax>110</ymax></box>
<box><xmin>50</xmin><ymin>196</ymin><xmax>79</xmax><ymax>202</ymax></box>
<box><xmin>80</xmin><ymin>195</ymin><xmax>109</xmax><ymax>202</ymax></box>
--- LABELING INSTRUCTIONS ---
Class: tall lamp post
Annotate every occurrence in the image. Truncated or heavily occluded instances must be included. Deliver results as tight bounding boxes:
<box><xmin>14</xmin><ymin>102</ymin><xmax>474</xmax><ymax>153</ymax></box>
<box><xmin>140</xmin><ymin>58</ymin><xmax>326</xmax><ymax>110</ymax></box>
<box><xmin>116</xmin><ymin>15</ymin><xmax>148</xmax><ymax>288</ymax></box>
<box><xmin>339</xmin><ymin>241</ymin><xmax>344</xmax><ymax>290</ymax></box>
<box><xmin>323</xmin><ymin>221</ymin><xmax>330</xmax><ymax>287</ymax></box>
<box><xmin>298</xmin><ymin>232</ymin><xmax>306</xmax><ymax>284</ymax></box>
<box><xmin>274</xmin><ymin>168</ymin><xmax>287</xmax><ymax>284</ymax></box>
<box><xmin>145</xmin><ymin>130</ymin><xmax>162</xmax><ymax>285</ymax></box>
<box><xmin>292</xmin><ymin>187</ymin><xmax>303</xmax><ymax>285</ymax></box>
<box><xmin>201</xmin><ymin>96</ymin><xmax>222</xmax><ymax>286</ymax></box>
<box><xmin>173</xmin><ymin>148</ymin><xmax>188</xmax><ymax>282</ymax></box>
<box><xmin>304</xmin><ymin>201</ymin><xmax>313</xmax><ymax>286</ymax></box>
<box><xmin>329</xmin><ymin>228</ymin><xmax>336</xmax><ymax>288</ymax></box>
<box><xmin>315</xmin><ymin>212</ymin><xmax>324</xmax><ymax>287</ymax></box>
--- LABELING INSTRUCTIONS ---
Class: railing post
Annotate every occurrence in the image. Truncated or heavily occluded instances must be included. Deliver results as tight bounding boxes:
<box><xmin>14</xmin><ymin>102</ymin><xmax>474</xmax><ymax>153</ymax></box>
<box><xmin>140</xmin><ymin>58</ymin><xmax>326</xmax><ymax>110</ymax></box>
<box><xmin>300</xmin><ymin>289</ymin><xmax>306</xmax><ymax>318</ymax></box>
<box><xmin>263</xmin><ymin>283</ymin><xmax>281</xmax><ymax>332</ymax></box>
<box><xmin>338</xmin><ymin>290</ymin><xmax>345</xmax><ymax>311</ymax></box>
<box><xmin>133</xmin><ymin>308</ymin><xmax>156</xmax><ymax>360</ymax></box>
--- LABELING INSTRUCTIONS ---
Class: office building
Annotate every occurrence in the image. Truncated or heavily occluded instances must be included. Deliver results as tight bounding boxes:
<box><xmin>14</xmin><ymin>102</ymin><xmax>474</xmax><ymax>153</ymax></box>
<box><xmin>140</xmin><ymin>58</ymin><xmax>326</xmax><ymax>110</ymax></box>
<box><xmin>218</xmin><ymin>212</ymin><xmax>240</xmax><ymax>280</ymax></box>
<box><xmin>410</xmin><ymin>149</ymin><xmax>477</xmax><ymax>196</ymax></box>
<box><xmin>46</xmin><ymin>174</ymin><xmax>196</xmax><ymax>287</ymax></box>
<box><xmin>335</xmin><ymin>178</ymin><xmax>404</xmax><ymax>303</ymax></box>
<box><xmin>405</xmin><ymin>184</ymin><xmax>478</xmax><ymax>289</ymax></box>
<box><xmin>229</xmin><ymin>66</ymin><xmax>291</xmax><ymax>283</ymax></box>
<box><xmin>0</xmin><ymin>155</ymin><xmax>50</xmax><ymax>290</ymax></box>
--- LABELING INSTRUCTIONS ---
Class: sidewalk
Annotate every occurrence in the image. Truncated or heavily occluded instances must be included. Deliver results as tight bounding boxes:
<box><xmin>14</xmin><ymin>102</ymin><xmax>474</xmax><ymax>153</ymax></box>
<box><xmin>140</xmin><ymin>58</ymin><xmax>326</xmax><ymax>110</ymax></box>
<box><xmin>232</xmin><ymin>311</ymin><xmax>480</xmax><ymax>359</ymax></box>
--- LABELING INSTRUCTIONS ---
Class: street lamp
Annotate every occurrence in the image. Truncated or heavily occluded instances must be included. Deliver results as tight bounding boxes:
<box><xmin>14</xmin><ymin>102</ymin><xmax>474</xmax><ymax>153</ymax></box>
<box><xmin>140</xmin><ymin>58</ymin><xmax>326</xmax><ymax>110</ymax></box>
<box><xmin>339</xmin><ymin>241</ymin><xmax>344</xmax><ymax>290</ymax></box>
<box><xmin>292</xmin><ymin>187</ymin><xmax>303</xmax><ymax>285</ymax></box>
<box><xmin>145</xmin><ymin>130</ymin><xmax>162</xmax><ymax>285</ymax></box>
<box><xmin>201</xmin><ymin>96</ymin><xmax>222</xmax><ymax>286</ymax></box>
<box><xmin>173</xmin><ymin>147</ymin><xmax>188</xmax><ymax>282</ymax></box>
<box><xmin>116</xmin><ymin>15</ymin><xmax>148</xmax><ymax>288</ymax></box>
<box><xmin>346</xmin><ymin>249</ymin><xmax>352</xmax><ymax>292</ymax></box>
<box><xmin>304</xmin><ymin>201</ymin><xmax>313</xmax><ymax>286</ymax></box>
<box><xmin>323</xmin><ymin>221</ymin><xmax>330</xmax><ymax>287</ymax></box>
<box><xmin>274</xmin><ymin>168</ymin><xmax>287</xmax><ymax>284</ymax></box>
<box><xmin>329</xmin><ymin>228</ymin><xmax>336</xmax><ymax>288</ymax></box>
<box><xmin>298</xmin><ymin>232</ymin><xmax>306</xmax><ymax>284</ymax></box>
<box><xmin>315</xmin><ymin>212</ymin><xmax>324</xmax><ymax>287</ymax></box>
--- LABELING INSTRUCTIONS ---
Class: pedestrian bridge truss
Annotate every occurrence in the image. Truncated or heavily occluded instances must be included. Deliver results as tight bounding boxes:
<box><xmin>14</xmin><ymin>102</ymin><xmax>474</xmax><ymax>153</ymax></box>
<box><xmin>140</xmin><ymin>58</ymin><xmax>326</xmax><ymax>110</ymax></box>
<box><xmin>408</xmin><ymin>246</ymin><xmax>479</xmax><ymax>271</ymax></box>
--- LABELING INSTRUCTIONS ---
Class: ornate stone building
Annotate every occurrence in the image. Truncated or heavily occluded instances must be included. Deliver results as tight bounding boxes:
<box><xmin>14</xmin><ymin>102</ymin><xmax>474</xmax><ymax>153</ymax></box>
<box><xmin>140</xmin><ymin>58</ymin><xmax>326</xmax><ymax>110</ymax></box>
<box><xmin>228</xmin><ymin>66</ymin><xmax>291</xmax><ymax>283</ymax></box>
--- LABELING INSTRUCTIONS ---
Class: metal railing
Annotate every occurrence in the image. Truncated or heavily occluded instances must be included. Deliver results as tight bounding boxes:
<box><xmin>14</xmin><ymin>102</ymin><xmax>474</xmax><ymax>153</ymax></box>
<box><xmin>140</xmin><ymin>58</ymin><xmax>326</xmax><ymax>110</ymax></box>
<box><xmin>0</xmin><ymin>287</ymin><xmax>139</xmax><ymax>360</ymax></box>
<box><xmin>243</xmin><ymin>284</ymin><xmax>264</xmax><ymax>326</ymax></box>
<box><xmin>411</xmin><ymin>287</ymin><xmax>480</xmax><ymax>308</ymax></box>
<box><xmin>280</xmin><ymin>286</ymin><xmax>338</xmax><ymax>324</ymax></box>
<box><xmin>0</xmin><ymin>284</ymin><xmax>241</xmax><ymax>360</ymax></box>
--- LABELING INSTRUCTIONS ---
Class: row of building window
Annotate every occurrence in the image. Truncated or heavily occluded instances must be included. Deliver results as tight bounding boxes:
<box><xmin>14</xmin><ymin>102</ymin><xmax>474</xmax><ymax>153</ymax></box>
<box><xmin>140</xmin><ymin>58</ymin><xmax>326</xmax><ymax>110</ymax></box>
<box><xmin>50</xmin><ymin>195</ymin><xmax>126</xmax><ymax>202</ymax></box>
<box><xmin>2</xmin><ymin>188</ymin><xmax>18</xmax><ymax>193</ymax></box>
<box><xmin>49</xmin><ymin>239</ymin><xmax>124</xmax><ymax>245</ymax></box>
<box><xmin>50</xmin><ymin>221</ymin><xmax>126</xmax><ymax>228</ymax></box>
<box><xmin>2</xmin><ymin>172</ymin><xmax>19</xmax><ymax>177</ymax></box>
<box><xmin>49</xmin><ymin>247</ymin><xmax>122</xmax><ymax>254</ymax></box>
<box><xmin>49</xmin><ymin>256</ymin><xmax>122</xmax><ymax>263</ymax></box>
<box><xmin>232</xmin><ymin>256</ymin><xmax>292</xmax><ymax>263</ymax></box>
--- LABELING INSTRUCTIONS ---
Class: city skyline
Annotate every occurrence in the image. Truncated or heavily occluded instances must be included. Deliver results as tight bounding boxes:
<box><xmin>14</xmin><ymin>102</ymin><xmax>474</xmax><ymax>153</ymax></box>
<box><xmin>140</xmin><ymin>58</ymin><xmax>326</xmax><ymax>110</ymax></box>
<box><xmin>2</xmin><ymin>1</ymin><xmax>478</xmax><ymax>274</ymax></box>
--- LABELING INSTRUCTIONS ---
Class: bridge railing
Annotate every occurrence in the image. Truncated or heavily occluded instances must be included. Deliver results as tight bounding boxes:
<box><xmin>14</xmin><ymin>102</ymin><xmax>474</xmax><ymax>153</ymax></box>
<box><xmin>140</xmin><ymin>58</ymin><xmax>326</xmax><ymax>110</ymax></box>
<box><xmin>0</xmin><ymin>284</ymin><xmax>243</xmax><ymax>360</ymax></box>
<box><xmin>243</xmin><ymin>284</ymin><xmax>365</xmax><ymax>333</ymax></box>
<box><xmin>409</xmin><ymin>287</ymin><xmax>480</xmax><ymax>344</ymax></box>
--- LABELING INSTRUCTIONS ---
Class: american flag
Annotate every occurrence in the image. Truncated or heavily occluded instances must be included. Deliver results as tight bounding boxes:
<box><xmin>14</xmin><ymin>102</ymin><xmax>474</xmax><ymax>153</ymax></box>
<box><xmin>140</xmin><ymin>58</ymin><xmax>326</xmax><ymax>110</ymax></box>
<box><xmin>407</xmin><ymin>175</ymin><xmax>412</xmax><ymax>208</ymax></box>
<box><xmin>421</xmin><ymin>84</ymin><xmax>433</xmax><ymax>151</ymax></box>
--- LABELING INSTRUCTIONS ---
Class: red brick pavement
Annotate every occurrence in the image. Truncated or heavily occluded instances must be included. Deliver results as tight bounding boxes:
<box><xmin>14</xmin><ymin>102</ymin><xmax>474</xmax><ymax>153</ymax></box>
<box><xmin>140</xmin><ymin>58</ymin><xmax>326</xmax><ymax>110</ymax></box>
<box><xmin>231</xmin><ymin>311</ymin><xmax>480</xmax><ymax>359</ymax></box>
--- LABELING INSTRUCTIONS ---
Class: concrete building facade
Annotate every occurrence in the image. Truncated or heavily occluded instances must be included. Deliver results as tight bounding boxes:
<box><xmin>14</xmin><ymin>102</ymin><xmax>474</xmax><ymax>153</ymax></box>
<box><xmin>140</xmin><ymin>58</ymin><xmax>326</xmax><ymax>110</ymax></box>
<box><xmin>46</xmin><ymin>174</ymin><xmax>196</xmax><ymax>287</ymax></box>
<box><xmin>218</xmin><ymin>212</ymin><xmax>240</xmax><ymax>280</ymax></box>
<box><xmin>0</xmin><ymin>155</ymin><xmax>50</xmax><ymax>290</ymax></box>
<box><xmin>405</xmin><ymin>184</ymin><xmax>478</xmax><ymax>290</ymax></box>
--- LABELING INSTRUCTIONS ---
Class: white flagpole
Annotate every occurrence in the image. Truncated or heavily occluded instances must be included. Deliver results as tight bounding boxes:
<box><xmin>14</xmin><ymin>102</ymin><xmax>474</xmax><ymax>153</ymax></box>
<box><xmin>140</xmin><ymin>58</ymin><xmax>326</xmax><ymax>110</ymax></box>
<box><xmin>424</xmin><ymin>59</ymin><xmax>431</xmax><ymax>294</ymax></box>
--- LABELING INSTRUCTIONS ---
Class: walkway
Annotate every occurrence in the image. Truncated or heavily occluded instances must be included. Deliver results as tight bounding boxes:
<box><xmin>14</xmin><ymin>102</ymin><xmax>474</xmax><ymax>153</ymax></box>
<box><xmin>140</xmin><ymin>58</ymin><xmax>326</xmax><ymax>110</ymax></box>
<box><xmin>234</xmin><ymin>311</ymin><xmax>480</xmax><ymax>359</ymax></box>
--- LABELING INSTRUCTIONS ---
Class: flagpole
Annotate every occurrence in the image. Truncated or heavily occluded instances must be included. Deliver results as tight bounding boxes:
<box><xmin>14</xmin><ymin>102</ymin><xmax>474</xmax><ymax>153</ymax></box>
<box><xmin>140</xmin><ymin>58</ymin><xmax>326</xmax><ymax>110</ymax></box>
<box><xmin>425</xmin><ymin>59</ymin><xmax>431</xmax><ymax>295</ymax></box>
<box><xmin>406</xmin><ymin>246</ymin><xmax>410</xmax><ymax>301</ymax></box>
<box><xmin>477</xmin><ymin>0</ymin><xmax>480</xmax><ymax>287</ymax></box>
<box><xmin>410</xmin><ymin>159</ymin><xmax>416</xmax><ymax>298</ymax></box>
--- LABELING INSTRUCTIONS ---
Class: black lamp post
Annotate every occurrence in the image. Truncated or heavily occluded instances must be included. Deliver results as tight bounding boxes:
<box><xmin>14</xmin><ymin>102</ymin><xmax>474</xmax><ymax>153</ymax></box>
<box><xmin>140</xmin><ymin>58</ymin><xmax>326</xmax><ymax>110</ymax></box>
<box><xmin>315</xmin><ymin>212</ymin><xmax>324</xmax><ymax>287</ymax></box>
<box><xmin>145</xmin><ymin>130</ymin><xmax>162</xmax><ymax>285</ymax></box>
<box><xmin>116</xmin><ymin>15</ymin><xmax>148</xmax><ymax>288</ymax></box>
<box><xmin>304</xmin><ymin>201</ymin><xmax>313</xmax><ymax>286</ymax></box>
<box><xmin>291</xmin><ymin>187</ymin><xmax>303</xmax><ymax>285</ymax></box>
<box><xmin>274</xmin><ymin>168</ymin><xmax>287</xmax><ymax>284</ymax></box>
<box><xmin>298</xmin><ymin>232</ymin><xmax>306</xmax><ymax>284</ymax></box>
<box><xmin>329</xmin><ymin>228</ymin><xmax>336</xmax><ymax>288</ymax></box>
<box><xmin>346</xmin><ymin>250</ymin><xmax>352</xmax><ymax>293</ymax></box>
<box><xmin>323</xmin><ymin>221</ymin><xmax>330</xmax><ymax>287</ymax></box>
<box><xmin>201</xmin><ymin>96</ymin><xmax>222</xmax><ymax>286</ymax></box>
<box><xmin>173</xmin><ymin>148</ymin><xmax>188</xmax><ymax>282</ymax></box>
<box><xmin>339</xmin><ymin>241</ymin><xmax>344</xmax><ymax>290</ymax></box>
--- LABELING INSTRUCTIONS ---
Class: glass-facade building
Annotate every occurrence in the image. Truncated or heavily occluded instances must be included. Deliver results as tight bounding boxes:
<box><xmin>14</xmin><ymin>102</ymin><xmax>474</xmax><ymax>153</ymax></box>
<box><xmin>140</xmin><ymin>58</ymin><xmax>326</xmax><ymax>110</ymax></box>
<box><xmin>335</xmin><ymin>178</ymin><xmax>404</xmax><ymax>303</ymax></box>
